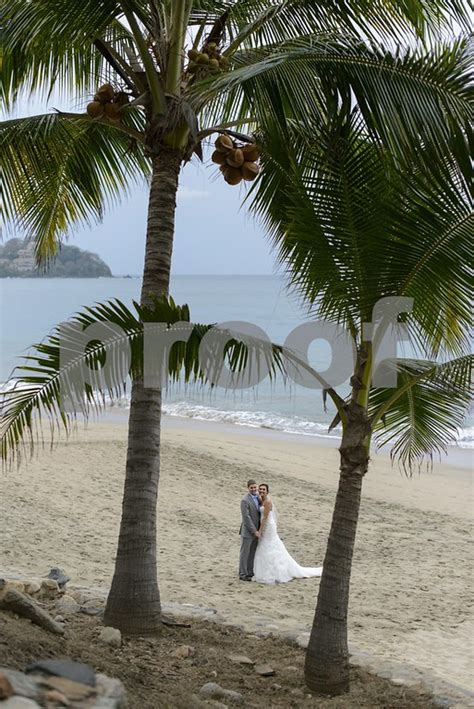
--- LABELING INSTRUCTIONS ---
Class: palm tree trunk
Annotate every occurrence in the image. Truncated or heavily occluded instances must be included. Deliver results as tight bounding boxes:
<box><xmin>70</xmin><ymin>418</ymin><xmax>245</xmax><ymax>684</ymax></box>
<box><xmin>304</xmin><ymin>401</ymin><xmax>370</xmax><ymax>695</ymax></box>
<box><xmin>104</xmin><ymin>146</ymin><xmax>182</xmax><ymax>634</ymax></box>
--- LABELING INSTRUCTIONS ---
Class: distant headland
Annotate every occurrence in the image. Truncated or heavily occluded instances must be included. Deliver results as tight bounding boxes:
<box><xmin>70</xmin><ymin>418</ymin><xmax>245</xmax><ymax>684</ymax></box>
<box><xmin>0</xmin><ymin>239</ymin><xmax>112</xmax><ymax>278</ymax></box>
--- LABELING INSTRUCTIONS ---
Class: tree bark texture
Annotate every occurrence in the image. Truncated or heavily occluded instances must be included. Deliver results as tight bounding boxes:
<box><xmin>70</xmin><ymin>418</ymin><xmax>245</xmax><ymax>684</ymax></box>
<box><xmin>104</xmin><ymin>147</ymin><xmax>182</xmax><ymax>634</ymax></box>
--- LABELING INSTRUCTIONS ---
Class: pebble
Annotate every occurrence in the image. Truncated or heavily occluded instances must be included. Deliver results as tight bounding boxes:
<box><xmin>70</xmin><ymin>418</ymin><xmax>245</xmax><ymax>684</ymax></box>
<box><xmin>199</xmin><ymin>682</ymin><xmax>244</xmax><ymax>704</ymax></box>
<box><xmin>171</xmin><ymin>644</ymin><xmax>195</xmax><ymax>659</ymax></box>
<box><xmin>55</xmin><ymin>595</ymin><xmax>81</xmax><ymax>616</ymax></box>
<box><xmin>0</xmin><ymin>699</ymin><xmax>41</xmax><ymax>708</ymax></box>
<box><xmin>290</xmin><ymin>688</ymin><xmax>304</xmax><ymax>697</ymax></box>
<box><xmin>24</xmin><ymin>582</ymin><xmax>40</xmax><ymax>596</ymax></box>
<box><xmin>227</xmin><ymin>654</ymin><xmax>254</xmax><ymax>666</ymax></box>
<box><xmin>54</xmin><ymin>615</ymin><xmax>65</xmax><ymax>624</ymax></box>
<box><xmin>46</xmin><ymin>568</ymin><xmax>70</xmax><ymax>588</ymax></box>
<box><xmin>295</xmin><ymin>633</ymin><xmax>310</xmax><ymax>649</ymax></box>
<box><xmin>98</xmin><ymin>627</ymin><xmax>122</xmax><ymax>648</ymax></box>
<box><xmin>40</xmin><ymin>579</ymin><xmax>60</xmax><ymax>596</ymax></box>
<box><xmin>254</xmin><ymin>664</ymin><xmax>275</xmax><ymax>677</ymax></box>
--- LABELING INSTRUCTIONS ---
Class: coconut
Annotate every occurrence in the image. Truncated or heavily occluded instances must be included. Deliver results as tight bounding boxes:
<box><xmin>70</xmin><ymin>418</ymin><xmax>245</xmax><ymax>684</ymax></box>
<box><xmin>209</xmin><ymin>58</ymin><xmax>220</xmax><ymax>72</ymax></box>
<box><xmin>211</xmin><ymin>150</ymin><xmax>227</xmax><ymax>165</ymax></box>
<box><xmin>206</xmin><ymin>42</ymin><xmax>217</xmax><ymax>54</ymax></box>
<box><xmin>223</xmin><ymin>166</ymin><xmax>243</xmax><ymax>186</ymax></box>
<box><xmin>104</xmin><ymin>102</ymin><xmax>121</xmax><ymax>122</ymax></box>
<box><xmin>86</xmin><ymin>101</ymin><xmax>104</xmax><ymax>118</ymax></box>
<box><xmin>215</xmin><ymin>134</ymin><xmax>234</xmax><ymax>153</ymax></box>
<box><xmin>115</xmin><ymin>92</ymin><xmax>130</xmax><ymax>107</ymax></box>
<box><xmin>187</xmin><ymin>48</ymin><xmax>199</xmax><ymax>61</ymax></box>
<box><xmin>219</xmin><ymin>56</ymin><xmax>230</xmax><ymax>70</ymax></box>
<box><xmin>241</xmin><ymin>161</ymin><xmax>260</xmax><ymax>181</ymax></box>
<box><xmin>196</xmin><ymin>52</ymin><xmax>210</xmax><ymax>64</ymax></box>
<box><xmin>95</xmin><ymin>83</ymin><xmax>115</xmax><ymax>102</ymax></box>
<box><xmin>226</xmin><ymin>148</ymin><xmax>244</xmax><ymax>168</ymax></box>
<box><xmin>187</xmin><ymin>61</ymin><xmax>198</xmax><ymax>73</ymax></box>
<box><xmin>242</xmin><ymin>144</ymin><xmax>260</xmax><ymax>162</ymax></box>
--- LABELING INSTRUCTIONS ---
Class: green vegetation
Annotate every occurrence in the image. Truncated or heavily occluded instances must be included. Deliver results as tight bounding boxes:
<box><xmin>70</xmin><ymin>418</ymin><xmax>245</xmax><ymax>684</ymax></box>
<box><xmin>0</xmin><ymin>239</ymin><xmax>112</xmax><ymax>277</ymax></box>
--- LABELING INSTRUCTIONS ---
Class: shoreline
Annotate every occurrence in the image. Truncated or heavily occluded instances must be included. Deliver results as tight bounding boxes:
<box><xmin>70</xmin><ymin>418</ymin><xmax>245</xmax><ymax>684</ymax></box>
<box><xmin>104</xmin><ymin>409</ymin><xmax>473</xmax><ymax>471</ymax></box>
<box><xmin>1</xmin><ymin>416</ymin><xmax>473</xmax><ymax>692</ymax></box>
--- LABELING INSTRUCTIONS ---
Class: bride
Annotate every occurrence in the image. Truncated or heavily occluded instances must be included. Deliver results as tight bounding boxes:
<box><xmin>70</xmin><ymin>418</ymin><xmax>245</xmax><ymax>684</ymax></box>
<box><xmin>253</xmin><ymin>484</ymin><xmax>322</xmax><ymax>584</ymax></box>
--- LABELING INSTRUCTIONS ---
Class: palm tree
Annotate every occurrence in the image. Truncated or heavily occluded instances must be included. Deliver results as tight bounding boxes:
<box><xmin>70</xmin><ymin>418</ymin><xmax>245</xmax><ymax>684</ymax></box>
<box><xmin>1</xmin><ymin>0</ymin><xmax>471</xmax><ymax>636</ymax></box>
<box><xmin>249</xmin><ymin>107</ymin><xmax>472</xmax><ymax>694</ymax></box>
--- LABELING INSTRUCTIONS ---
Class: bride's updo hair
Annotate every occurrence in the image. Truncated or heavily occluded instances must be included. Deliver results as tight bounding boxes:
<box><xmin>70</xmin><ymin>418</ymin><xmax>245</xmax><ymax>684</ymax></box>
<box><xmin>259</xmin><ymin>483</ymin><xmax>269</xmax><ymax>492</ymax></box>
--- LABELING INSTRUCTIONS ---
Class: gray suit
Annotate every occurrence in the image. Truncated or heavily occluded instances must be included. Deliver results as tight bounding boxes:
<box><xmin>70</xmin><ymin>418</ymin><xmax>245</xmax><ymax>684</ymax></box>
<box><xmin>239</xmin><ymin>493</ymin><xmax>261</xmax><ymax>579</ymax></box>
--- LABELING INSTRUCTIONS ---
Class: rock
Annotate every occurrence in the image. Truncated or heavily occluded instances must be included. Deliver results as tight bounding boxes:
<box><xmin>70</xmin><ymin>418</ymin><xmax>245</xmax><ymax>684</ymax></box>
<box><xmin>54</xmin><ymin>615</ymin><xmax>65</xmax><ymax>623</ymax></box>
<box><xmin>81</xmin><ymin>596</ymin><xmax>106</xmax><ymax>607</ymax></box>
<box><xmin>94</xmin><ymin>673</ymin><xmax>127</xmax><ymax>704</ymax></box>
<box><xmin>41</xmin><ymin>677</ymin><xmax>95</xmax><ymax>702</ymax></box>
<box><xmin>79</xmin><ymin>606</ymin><xmax>104</xmax><ymax>616</ymax></box>
<box><xmin>0</xmin><ymin>668</ymin><xmax>42</xmax><ymax>700</ymax></box>
<box><xmin>46</xmin><ymin>568</ymin><xmax>70</xmax><ymax>588</ymax></box>
<box><xmin>55</xmin><ymin>595</ymin><xmax>80</xmax><ymax>616</ymax></box>
<box><xmin>40</xmin><ymin>579</ymin><xmax>60</xmax><ymax>597</ymax></box>
<box><xmin>199</xmin><ymin>683</ymin><xmax>244</xmax><ymax>705</ymax></box>
<box><xmin>25</xmin><ymin>660</ymin><xmax>96</xmax><ymax>687</ymax></box>
<box><xmin>0</xmin><ymin>672</ymin><xmax>14</xmax><ymax>699</ymax></box>
<box><xmin>66</xmin><ymin>590</ymin><xmax>87</xmax><ymax>604</ymax></box>
<box><xmin>24</xmin><ymin>582</ymin><xmax>41</xmax><ymax>596</ymax></box>
<box><xmin>290</xmin><ymin>688</ymin><xmax>304</xmax><ymax>697</ymax></box>
<box><xmin>227</xmin><ymin>655</ymin><xmax>254</xmax><ymax>666</ymax></box>
<box><xmin>254</xmin><ymin>664</ymin><xmax>275</xmax><ymax>677</ymax></box>
<box><xmin>44</xmin><ymin>689</ymin><xmax>70</xmax><ymax>706</ymax></box>
<box><xmin>171</xmin><ymin>644</ymin><xmax>195</xmax><ymax>659</ymax></box>
<box><xmin>98</xmin><ymin>627</ymin><xmax>122</xmax><ymax>648</ymax></box>
<box><xmin>0</xmin><ymin>699</ymin><xmax>41</xmax><ymax>708</ymax></box>
<box><xmin>270</xmin><ymin>684</ymin><xmax>282</xmax><ymax>691</ymax></box>
<box><xmin>295</xmin><ymin>633</ymin><xmax>310</xmax><ymax>649</ymax></box>
<box><xmin>5</xmin><ymin>581</ymin><xmax>25</xmax><ymax>594</ymax></box>
<box><xmin>283</xmin><ymin>666</ymin><xmax>299</xmax><ymax>673</ymax></box>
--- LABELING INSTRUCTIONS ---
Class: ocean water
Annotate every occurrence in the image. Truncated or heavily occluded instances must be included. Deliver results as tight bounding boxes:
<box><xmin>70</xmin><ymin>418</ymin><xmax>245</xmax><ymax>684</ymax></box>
<box><xmin>1</xmin><ymin>276</ymin><xmax>472</xmax><ymax>454</ymax></box>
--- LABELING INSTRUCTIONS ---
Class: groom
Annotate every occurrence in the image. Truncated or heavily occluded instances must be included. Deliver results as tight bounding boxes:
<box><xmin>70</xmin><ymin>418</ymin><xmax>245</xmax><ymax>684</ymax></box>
<box><xmin>239</xmin><ymin>479</ymin><xmax>261</xmax><ymax>581</ymax></box>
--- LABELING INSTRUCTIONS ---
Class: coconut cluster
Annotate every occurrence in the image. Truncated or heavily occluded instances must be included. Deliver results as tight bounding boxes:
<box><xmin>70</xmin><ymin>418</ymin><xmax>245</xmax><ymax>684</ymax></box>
<box><xmin>187</xmin><ymin>41</ymin><xmax>230</xmax><ymax>77</ymax></box>
<box><xmin>86</xmin><ymin>84</ymin><xmax>130</xmax><ymax>123</ymax></box>
<box><xmin>212</xmin><ymin>134</ymin><xmax>260</xmax><ymax>186</ymax></box>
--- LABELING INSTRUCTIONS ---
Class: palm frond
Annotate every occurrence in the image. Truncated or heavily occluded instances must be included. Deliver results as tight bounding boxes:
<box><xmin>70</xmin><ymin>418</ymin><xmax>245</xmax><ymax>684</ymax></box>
<box><xmin>203</xmin><ymin>0</ymin><xmax>471</xmax><ymax>47</ymax></box>
<box><xmin>1</xmin><ymin>112</ymin><xmax>149</xmax><ymax>263</ymax></box>
<box><xmin>369</xmin><ymin>355</ymin><xmax>473</xmax><ymax>471</ymax></box>
<box><xmin>2</xmin><ymin>0</ymin><xmax>132</xmax><ymax>106</ymax></box>
<box><xmin>194</xmin><ymin>35</ymin><xmax>472</xmax><ymax>169</ymax></box>
<box><xmin>248</xmin><ymin>108</ymin><xmax>472</xmax><ymax>356</ymax></box>
<box><xmin>0</xmin><ymin>297</ymin><xmax>289</xmax><ymax>467</ymax></box>
<box><xmin>376</xmin><ymin>152</ymin><xmax>473</xmax><ymax>357</ymax></box>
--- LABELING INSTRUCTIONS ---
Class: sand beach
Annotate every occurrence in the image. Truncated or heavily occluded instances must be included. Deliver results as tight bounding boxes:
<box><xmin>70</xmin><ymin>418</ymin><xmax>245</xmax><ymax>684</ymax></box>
<box><xmin>1</xmin><ymin>416</ymin><xmax>472</xmax><ymax>692</ymax></box>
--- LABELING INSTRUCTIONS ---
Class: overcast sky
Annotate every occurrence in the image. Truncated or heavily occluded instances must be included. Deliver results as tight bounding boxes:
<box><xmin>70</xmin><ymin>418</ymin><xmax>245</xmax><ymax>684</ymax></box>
<box><xmin>71</xmin><ymin>156</ymin><xmax>278</xmax><ymax>276</ymax></box>
<box><xmin>6</xmin><ymin>93</ymin><xmax>278</xmax><ymax>276</ymax></box>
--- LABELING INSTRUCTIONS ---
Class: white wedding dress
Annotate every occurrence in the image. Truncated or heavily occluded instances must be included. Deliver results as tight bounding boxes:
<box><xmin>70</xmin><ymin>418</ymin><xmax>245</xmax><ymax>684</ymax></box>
<box><xmin>253</xmin><ymin>506</ymin><xmax>322</xmax><ymax>584</ymax></box>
